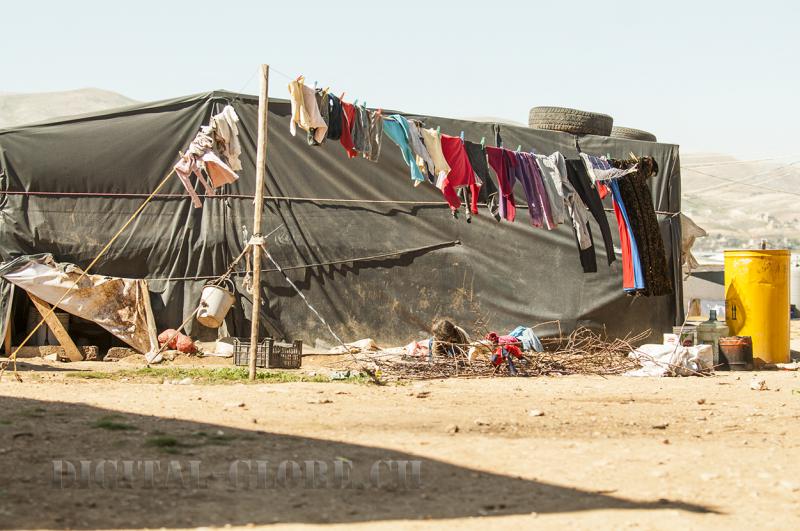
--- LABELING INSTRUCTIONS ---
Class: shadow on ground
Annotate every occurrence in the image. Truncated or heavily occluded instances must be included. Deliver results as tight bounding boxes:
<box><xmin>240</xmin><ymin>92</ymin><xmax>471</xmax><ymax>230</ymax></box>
<box><xmin>0</xmin><ymin>395</ymin><xmax>716</xmax><ymax>528</ymax></box>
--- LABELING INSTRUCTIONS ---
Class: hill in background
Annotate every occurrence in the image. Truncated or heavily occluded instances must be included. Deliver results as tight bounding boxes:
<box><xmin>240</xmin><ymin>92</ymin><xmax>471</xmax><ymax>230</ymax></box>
<box><xmin>0</xmin><ymin>88</ymin><xmax>136</xmax><ymax>129</ymax></box>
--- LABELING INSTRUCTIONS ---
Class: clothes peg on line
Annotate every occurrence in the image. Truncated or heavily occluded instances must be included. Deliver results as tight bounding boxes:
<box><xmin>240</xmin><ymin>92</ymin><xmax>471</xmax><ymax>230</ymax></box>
<box><xmin>340</xmin><ymin>92</ymin><xmax>346</xmax><ymax>101</ymax></box>
<box><xmin>353</xmin><ymin>98</ymin><xmax>359</xmax><ymax>106</ymax></box>
<box><xmin>460</xmin><ymin>131</ymin><xmax>465</xmax><ymax>141</ymax></box>
<box><xmin>436</xmin><ymin>125</ymin><xmax>441</xmax><ymax>137</ymax></box>
<box><xmin>313</xmin><ymin>80</ymin><xmax>318</xmax><ymax>89</ymax></box>
<box><xmin>516</xmin><ymin>145</ymin><xmax>522</xmax><ymax>152</ymax></box>
<box><xmin>363</xmin><ymin>101</ymin><xmax>367</xmax><ymax>109</ymax></box>
<box><xmin>480</xmin><ymin>136</ymin><xmax>486</xmax><ymax>148</ymax></box>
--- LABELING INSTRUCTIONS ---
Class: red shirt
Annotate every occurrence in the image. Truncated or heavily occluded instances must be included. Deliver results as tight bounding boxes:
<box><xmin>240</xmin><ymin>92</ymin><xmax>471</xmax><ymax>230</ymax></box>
<box><xmin>439</xmin><ymin>135</ymin><xmax>480</xmax><ymax>213</ymax></box>
<box><xmin>340</xmin><ymin>102</ymin><xmax>358</xmax><ymax>158</ymax></box>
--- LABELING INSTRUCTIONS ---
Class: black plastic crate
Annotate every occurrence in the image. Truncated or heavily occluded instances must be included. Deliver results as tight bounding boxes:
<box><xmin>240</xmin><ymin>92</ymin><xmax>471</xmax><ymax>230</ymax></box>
<box><xmin>232</xmin><ymin>338</ymin><xmax>302</xmax><ymax>369</ymax></box>
<box><xmin>233</xmin><ymin>338</ymin><xmax>269</xmax><ymax>368</ymax></box>
<box><xmin>268</xmin><ymin>339</ymin><xmax>303</xmax><ymax>369</ymax></box>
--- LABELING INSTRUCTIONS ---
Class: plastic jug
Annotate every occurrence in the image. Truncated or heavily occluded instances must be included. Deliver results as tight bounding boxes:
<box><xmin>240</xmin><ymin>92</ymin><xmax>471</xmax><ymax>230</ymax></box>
<box><xmin>697</xmin><ymin>309</ymin><xmax>729</xmax><ymax>366</ymax></box>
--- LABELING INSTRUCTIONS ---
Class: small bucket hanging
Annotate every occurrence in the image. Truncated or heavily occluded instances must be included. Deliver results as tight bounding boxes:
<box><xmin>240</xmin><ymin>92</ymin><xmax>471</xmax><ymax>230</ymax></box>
<box><xmin>197</xmin><ymin>278</ymin><xmax>236</xmax><ymax>328</ymax></box>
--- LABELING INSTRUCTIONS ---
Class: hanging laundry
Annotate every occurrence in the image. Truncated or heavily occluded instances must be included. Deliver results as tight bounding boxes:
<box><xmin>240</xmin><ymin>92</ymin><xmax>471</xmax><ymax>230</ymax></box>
<box><xmin>173</xmin><ymin>108</ymin><xmax>240</xmax><ymax>209</ymax></box>
<box><xmin>383</xmin><ymin>115</ymin><xmax>426</xmax><ymax>183</ymax></box>
<box><xmin>306</xmin><ymin>89</ymin><xmax>329</xmax><ymax>146</ymax></box>
<box><xmin>352</xmin><ymin>104</ymin><xmax>372</xmax><ymax>156</ymax></box>
<box><xmin>339</xmin><ymin>100</ymin><xmax>358</xmax><ymax>158</ymax></box>
<box><xmin>325</xmin><ymin>93</ymin><xmax>344</xmax><ymax>140</ymax></box>
<box><xmin>439</xmin><ymin>134</ymin><xmax>480</xmax><ymax>214</ymax></box>
<box><xmin>365</xmin><ymin>110</ymin><xmax>383</xmax><ymax>162</ymax></box>
<box><xmin>579</xmin><ymin>153</ymin><xmax>637</xmax><ymax>184</ymax></box>
<box><xmin>486</xmin><ymin>146</ymin><xmax>516</xmax><ymax>222</ymax></box>
<box><xmin>405</xmin><ymin>120</ymin><xmax>436</xmax><ymax>182</ymax></box>
<box><xmin>508</xmin><ymin>151</ymin><xmax>543</xmax><ymax>228</ymax></box>
<box><xmin>565</xmin><ymin>159</ymin><xmax>616</xmax><ymax>272</ymax></box>
<box><xmin>209</xmin><ymin>105</ymin><xmax>242</xmax><ymax>171</ymax></box>
<box><xmin>420</xmin><ymin>128</ymin><xmax>451</xmax><ymax>186</ymax></box>
<box><xmin>608</xmin><ymin>180</ymin><xmax>645</xmax><ymax>292</ymax></box>
<box><xmin>464</xmin><ymin>141</ymin><xmax>501</xmax><ymax>221</ymax></box>
<box><xmin>532</xmin><ymin>153</ymin><xmax>587</xmax><ymax>245</ymax></box>
<box><xmin>520</xmin><ymin>152</ymin><xmax>556</xmax><ymax>229</ymax></box>
<box><xmin>612</xmin><ymin>157</ymin><xmax>672</xmax><ymax>296</ymax></box>
<box><xmin>288</xmin><ymin>78</ymin><xmax>327</xmax><ymax>145</ymax></box>
<box><xmin>533</xmin><ymin>153</ymin><xmax>567</xmax><ymax>226</ymax></box>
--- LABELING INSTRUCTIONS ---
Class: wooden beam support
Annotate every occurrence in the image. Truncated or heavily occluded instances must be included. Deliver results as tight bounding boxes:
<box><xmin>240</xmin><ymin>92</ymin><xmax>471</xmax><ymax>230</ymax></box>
<box><xmin>27</xmin><ymin>292</ymin><xmax>83</xmax><ymax>362</ymax></box>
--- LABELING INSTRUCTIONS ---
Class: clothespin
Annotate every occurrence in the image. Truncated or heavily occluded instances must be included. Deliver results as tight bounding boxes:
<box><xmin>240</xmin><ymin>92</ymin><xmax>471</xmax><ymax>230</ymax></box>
<box><xmin>340</xmin><ymin>92</ymin><xmax>346</xmax><ymax>101</ymax></box>
<box><xmin>460</xmin><ymin>131</ymin><xmax>465</xmax><ymax>141</ymax></box>
<box><xmin>353</xmin><ymin>98</ymin><xmax>359</xmax><ymax>106</ymax></box>
<box><xmin>516</xmin><ymin>145</ymin><xmax>522</xmax><ymax>152</ymax></box>
<box><xmin>606</xmin><ymin>152</ymin><xmax>611</xmax><ymax>159</ymax></box>
<box><xmin>363</xmin><ymin>101</ymin><xmax>367</xmax><ymax>109</ymax></box>
<box><xmin>480</xmin><ymin>136</ymin><xmax>486</xmax><ymax>148</ymax></box>
<box><xmin>436</xmin><ymin>125</ymin><xmax>441</xmax><ymax>137</ymax></box>
<box><xmin>313</xmin><ymin>80</ymin><xmax>318</xmax><ymax>89</ymax></box>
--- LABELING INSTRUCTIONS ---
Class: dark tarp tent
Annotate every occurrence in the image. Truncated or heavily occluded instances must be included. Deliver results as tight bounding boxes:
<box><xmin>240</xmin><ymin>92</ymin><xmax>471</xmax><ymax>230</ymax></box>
<box><xmin>0</xmin><ymin>91</ymin><xmax>682</xmax><ymax>347</ymax></box>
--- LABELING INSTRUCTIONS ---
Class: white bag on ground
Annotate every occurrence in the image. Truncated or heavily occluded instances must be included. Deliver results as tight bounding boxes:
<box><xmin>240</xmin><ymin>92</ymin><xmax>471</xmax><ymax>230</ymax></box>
<box><xmin>626</xmin><ymin>343</ymin><xmax>713</xmax><ymax>377</ymax></box>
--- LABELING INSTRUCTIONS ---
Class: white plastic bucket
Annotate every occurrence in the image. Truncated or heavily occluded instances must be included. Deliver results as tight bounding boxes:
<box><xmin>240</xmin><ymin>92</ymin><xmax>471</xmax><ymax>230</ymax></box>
<box><xmin>197</xmin><ymin>280</ymin><xmax>235</xmax><ymax>328</ymax></box>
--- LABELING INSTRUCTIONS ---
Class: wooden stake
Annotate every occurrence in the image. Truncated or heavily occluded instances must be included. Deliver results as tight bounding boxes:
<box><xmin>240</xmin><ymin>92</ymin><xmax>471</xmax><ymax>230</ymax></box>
<box><xmin>27</xmin><ymin>292</ymin><xmax>82</xmax><ymax>362</ymax></box>
<box><xmin>249</xmin><ymin>64</ymin><xmax>270</xmax><ymax>381</ymax></box>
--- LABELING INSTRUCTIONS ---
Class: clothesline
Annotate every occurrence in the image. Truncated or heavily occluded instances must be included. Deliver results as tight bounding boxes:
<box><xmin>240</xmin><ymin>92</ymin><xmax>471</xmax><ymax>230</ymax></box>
<box><xmin>0</xmin><ymin>189</ymin><xmax>680</xmax><ymax>216</ymax></box>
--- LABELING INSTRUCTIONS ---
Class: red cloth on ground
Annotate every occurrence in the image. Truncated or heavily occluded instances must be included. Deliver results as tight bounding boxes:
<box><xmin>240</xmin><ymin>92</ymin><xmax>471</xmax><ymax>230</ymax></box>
<box><xmin>439</xmin><ymin>135</ymin><xmax>480</xmax><ymax>214</ymax></box>
<box><xmin>486</xmin><ymin>146</ymin><xmax>517</xmax><ymax>222</ymax></box>
<box><xmin>340</xmin><ymin>102</ymin><xmax>358</xmax><ymax>158</ymax></box>
<box><xmin>491</xmin><ymin>344</ymin><xmax>523</xmax><ymax>367</ymax></box>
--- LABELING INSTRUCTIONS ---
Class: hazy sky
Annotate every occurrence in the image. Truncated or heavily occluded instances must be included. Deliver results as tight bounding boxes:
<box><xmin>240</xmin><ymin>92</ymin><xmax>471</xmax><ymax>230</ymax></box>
<box><xmin>3</xmin><ymin>0</ymin><xmax>799</xmax><ymax>158</ymax></box>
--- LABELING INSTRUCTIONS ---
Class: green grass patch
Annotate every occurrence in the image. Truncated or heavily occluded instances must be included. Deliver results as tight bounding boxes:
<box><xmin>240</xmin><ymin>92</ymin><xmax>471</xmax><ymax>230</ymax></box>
<box><xmin>145</xmin><ymin>435</ymin><xmax>186</xmax><ymax>454</ymax></box>
<box><xmin>92</xmin><ymin>415</ymin><xmax>136</xmax><ymax>431</ymax></box>
<box><xmin>17</xmin><ymin>407</ymin><xmax>47</xmax><ymax>418</ymax></box>
<box><xmin>0</xmin><ymin>419</ymin><xmax>11</xmax><ymax>425</ymax></box>
<box><xmin>66</xmin><ymin>367</ymin><xmax>371</xmax><ymax>385</ymax></box>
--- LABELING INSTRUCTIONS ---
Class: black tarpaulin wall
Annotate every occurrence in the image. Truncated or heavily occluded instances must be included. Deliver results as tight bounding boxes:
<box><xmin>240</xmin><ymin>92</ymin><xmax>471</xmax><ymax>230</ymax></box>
<box><xmin>0</xmin><ymin>91</ymin><xmax>682</xmax><ymax>345</ymax></box>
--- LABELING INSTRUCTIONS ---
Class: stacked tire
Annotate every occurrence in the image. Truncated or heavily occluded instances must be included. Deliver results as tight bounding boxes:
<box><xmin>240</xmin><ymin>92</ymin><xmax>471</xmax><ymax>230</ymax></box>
<box><xmin>528</xmin><ymin>106</ymin><xmax>614</xmax><ymax>136</ymax></box>
<box><xmin>610</xmin><ymin>126</ymin><xmax>657</xmax><ymax>142</ymax></box>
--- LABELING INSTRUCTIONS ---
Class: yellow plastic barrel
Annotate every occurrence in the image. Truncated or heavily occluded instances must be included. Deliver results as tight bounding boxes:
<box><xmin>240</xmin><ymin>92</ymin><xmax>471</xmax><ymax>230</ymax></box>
<box><xmin>724</xmin><ymin>250</ymin><xmax>790</xmax><ymax>365</ymax></box>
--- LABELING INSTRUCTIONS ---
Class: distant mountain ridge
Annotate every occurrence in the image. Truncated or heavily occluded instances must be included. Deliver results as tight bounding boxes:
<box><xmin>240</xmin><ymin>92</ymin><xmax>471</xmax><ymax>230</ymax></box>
<box><xmin>0</xmin><ymin>88</ymin><xmax>137</xmax><ymax>129</ymax></box>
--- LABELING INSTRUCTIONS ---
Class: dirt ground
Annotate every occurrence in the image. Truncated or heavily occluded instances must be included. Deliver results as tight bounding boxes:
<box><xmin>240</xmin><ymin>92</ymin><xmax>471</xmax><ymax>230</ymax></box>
<box><xmin>0</xmin><ymin>351</ymin><xmax>799</xmax><ymax>531</ymax></box>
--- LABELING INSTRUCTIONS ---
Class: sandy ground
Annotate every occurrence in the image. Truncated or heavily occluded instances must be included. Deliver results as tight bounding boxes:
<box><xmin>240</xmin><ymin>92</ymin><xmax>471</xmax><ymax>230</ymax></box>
<box><xmin>0</xmin><ymin>353</ymin><xmax>799</xmax><ymax>531</ymax></box>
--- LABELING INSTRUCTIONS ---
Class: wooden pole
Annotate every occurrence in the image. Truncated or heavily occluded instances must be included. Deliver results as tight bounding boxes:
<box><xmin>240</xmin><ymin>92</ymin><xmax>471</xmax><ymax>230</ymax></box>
<box><xmin>249</xmin><ymin>64</ymin><xmax>270</xmax><ymax>381</ymax></box>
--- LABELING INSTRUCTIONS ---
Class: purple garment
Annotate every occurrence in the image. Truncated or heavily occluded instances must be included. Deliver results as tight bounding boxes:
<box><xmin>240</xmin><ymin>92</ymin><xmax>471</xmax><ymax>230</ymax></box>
<box><xmin>522</xmin><ymin>153</ymin><xmax>556</xmax><ymax>230</ymax></box>
<box><xmin>509</xmin><ymin>151</ymin><xmax>542</xmax><ymax>227</ymax></box>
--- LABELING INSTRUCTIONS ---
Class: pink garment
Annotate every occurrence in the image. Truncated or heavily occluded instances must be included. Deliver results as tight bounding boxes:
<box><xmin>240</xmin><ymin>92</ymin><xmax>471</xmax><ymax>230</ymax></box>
<box><xmin>498</xmin><ymin>335</ymin><xmax>521</xmax><ymax>345</ymax></box>
<box><xmin>202</xmin><ymin>150</ymin><xmax>239</xmax><ymax>187</ymax></box>
<box><xmin>174</xmin><ymin>127</ymin><xmax>240</xmax><ymax>208</ymax></box>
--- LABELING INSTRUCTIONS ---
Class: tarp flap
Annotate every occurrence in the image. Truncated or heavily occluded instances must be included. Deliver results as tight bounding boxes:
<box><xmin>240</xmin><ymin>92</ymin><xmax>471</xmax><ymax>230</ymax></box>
<box><xmin>0</xmin><ymin>91</ymin><xmax>682</xmax><ymax>345</ymax></box>
<box><xmin>0</xmin><ymin>254</ymin><xmax>157</xmax><ymax>353</ymax></box>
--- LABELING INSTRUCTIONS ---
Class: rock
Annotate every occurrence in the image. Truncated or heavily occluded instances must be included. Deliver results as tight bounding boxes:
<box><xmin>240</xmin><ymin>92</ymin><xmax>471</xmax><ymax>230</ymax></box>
<box><xmin>750</xmin><ymin>377</ymin><xmax>768</xmax><ymax>391</ymax></box>
<box><xmin>227</xmin><ymin>402</ymin><xmax>246</xmax><ymax>408</ymax></box>
<box><xmin>528</xmin><ymin>409</ymin><xmax>545</xmax><ymax>417</ymax></box>
<box><xmin>662</xmin><ymin>439</ymin><xmax>670</xmax><ymax>445</ymax></box>
<box><xmin>445</xmin><ymin>424</ymin><xmax>459</xmax><ymax>434</ymax></box>
<box><xmin>177</xmin><ymin>377</ymin><xmax>193</xmax><ymax>385</ymax></box>
<box><xmin>651</xmin><ymin>422</ymin><xmax>669</xmax><ymax>430</ymax></box>
<box><xmin>697</xmin><ymin>398</ymin><xmax>706</xmax><ymax>405</ymax></box>
<box><xmin>474</xmin><ymin>418</ymin><xmax>491</xmax><ymax>426</ymax></box>
<box><xmin>80</xmin><ymin>346</ymin><xmax>100</xmax><ymax>361</ymax></box>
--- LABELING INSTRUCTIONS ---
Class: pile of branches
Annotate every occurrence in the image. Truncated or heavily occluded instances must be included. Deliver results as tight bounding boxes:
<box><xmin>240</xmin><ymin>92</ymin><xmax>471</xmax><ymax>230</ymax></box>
<box><xmin>371</xmin><ymin>326</ymin><xmax>649</xmax><ymax>380</ymax></box>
